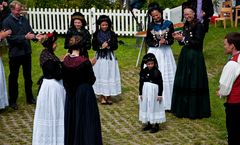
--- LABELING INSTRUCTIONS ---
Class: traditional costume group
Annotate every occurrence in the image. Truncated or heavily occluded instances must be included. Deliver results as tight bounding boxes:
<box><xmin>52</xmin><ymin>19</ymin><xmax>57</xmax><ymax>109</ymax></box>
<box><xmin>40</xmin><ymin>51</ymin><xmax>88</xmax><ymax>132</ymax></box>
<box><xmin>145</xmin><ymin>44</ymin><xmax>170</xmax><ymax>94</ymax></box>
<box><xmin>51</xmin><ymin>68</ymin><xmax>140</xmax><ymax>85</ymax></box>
<box><xmin>3</xmin><ymin>0</ymin><xmax>234</xmax><ymax>143</ymax></box>
<box><xmin>31</xmin><ymin>12</ymin><xmax>104</xmax><ymax>145</ymax></box>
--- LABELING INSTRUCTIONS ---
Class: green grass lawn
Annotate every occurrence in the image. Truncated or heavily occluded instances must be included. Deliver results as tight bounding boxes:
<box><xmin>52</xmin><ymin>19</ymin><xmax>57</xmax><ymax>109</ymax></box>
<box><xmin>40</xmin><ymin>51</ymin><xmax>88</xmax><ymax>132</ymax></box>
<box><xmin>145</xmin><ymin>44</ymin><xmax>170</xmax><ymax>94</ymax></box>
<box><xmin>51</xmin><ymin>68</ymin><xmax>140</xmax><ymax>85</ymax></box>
<box><xmin>0</xmin><ymin>23</ymin><xmax>239</xmax><ymax>144</ymax></box>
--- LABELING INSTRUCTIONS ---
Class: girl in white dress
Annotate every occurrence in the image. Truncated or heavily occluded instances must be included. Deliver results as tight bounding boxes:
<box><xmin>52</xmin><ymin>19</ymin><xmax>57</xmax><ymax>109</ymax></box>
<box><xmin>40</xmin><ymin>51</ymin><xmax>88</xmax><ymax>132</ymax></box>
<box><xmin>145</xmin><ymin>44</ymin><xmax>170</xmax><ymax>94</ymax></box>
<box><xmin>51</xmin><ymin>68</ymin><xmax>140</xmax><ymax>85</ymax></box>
<box><xmin>139</xmin><ymin>53</ymin><xmax>166</xmax><ymax>133</ymax></box>
<box><xmin>32</xmin><ymin>31</ymin><xmax>66</xmax><ymax>145</ymax></box>
<box><xmin>92</xmin><ymin>15</ymin><xmax>121</xmax><ymax>105</ymax></box>
<box><xmin>146</xmin><ymin>3</ymin><xmax>176</xmax><ymax>111</ymax></box>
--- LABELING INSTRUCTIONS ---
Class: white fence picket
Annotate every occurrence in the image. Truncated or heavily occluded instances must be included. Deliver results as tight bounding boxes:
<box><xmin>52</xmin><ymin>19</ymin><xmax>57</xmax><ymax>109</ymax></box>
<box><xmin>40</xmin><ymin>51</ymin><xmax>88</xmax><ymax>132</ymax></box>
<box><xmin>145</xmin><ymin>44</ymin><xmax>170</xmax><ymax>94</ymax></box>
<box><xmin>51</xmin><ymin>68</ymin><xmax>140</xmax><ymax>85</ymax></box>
<box><xmin>27</xmin><ymin>6</ymin><xmax>182</xmax><ymax>36</ymax></box>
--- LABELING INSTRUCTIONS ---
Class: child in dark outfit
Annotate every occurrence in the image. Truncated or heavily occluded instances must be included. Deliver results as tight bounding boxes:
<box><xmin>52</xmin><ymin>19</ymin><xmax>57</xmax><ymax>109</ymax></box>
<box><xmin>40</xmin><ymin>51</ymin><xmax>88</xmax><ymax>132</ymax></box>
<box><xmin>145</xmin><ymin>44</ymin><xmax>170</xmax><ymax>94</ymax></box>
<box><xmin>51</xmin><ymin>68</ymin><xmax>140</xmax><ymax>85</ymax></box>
<box><xmin>139</xmin><ymin>53</ymin><xmax>166</xmax><ymax>133</ymax></box>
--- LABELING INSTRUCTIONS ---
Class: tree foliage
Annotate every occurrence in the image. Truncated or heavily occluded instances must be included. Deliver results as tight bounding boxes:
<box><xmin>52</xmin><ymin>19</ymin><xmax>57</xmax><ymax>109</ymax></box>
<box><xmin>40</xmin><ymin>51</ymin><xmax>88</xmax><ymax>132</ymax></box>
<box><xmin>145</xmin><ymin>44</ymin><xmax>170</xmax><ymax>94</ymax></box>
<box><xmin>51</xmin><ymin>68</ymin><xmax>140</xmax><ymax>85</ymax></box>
<box><xmin>17</xmin><ymin>0</ymin><xmax>186</xmax><ymax>9</ymax></box>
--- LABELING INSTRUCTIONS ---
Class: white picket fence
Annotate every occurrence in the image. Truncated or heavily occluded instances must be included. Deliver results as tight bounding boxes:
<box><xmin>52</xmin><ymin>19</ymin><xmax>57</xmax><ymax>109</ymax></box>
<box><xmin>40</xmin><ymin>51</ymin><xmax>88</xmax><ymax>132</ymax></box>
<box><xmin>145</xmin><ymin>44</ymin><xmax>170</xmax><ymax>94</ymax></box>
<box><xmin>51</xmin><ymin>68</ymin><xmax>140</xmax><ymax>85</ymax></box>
<box><xmin>27</xmin><ymin>6</ymin><xmax>182</xmax><ymax>36</ymax></box>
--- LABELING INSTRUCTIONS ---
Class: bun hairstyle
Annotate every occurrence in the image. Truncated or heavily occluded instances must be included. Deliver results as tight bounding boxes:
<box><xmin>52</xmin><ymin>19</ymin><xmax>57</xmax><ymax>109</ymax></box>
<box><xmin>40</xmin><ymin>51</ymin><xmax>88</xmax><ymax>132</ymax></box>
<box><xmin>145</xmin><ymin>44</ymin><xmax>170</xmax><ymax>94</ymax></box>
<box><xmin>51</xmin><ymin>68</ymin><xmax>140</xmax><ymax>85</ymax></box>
<box><xmin>70</xmin><ymin>12</ymin><xmax>87</xmax><ymax>28</ymax></box>
<box><xmin>68</xmin><ymin>35</ymin><xmax>84</xmax><ymax>51</ymax></box>
<box><xmin>96</xmin><ymin>15</ymin><xmax>112</xmax><ymax>30</ymax></box>
<box><xmin>41</xmin><ymin>31</ymin><xmax>58</xmax><ymax>52</ymax></box>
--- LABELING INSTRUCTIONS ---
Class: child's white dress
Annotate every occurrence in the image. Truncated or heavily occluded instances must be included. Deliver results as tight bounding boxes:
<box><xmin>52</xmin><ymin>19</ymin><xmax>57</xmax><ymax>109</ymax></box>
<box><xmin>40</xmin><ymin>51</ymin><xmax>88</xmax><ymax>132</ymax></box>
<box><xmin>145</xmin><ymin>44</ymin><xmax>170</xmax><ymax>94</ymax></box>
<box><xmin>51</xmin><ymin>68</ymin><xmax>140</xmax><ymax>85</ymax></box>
<box><xmin>139</xmin><ymin>82</ymin><xmax>166</xmax><ymax>124</ymax></box>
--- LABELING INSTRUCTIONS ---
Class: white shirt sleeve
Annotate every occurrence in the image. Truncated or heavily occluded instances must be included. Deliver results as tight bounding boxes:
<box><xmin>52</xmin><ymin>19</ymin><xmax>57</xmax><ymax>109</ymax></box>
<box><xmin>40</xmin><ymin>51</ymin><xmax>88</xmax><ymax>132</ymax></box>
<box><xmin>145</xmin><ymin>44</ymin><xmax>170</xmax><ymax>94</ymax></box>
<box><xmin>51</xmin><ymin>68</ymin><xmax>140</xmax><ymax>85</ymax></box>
<box><xmin>219</xmin><ymin>61</ymin><xmax>240</xmax><ymax>96</ymax></box>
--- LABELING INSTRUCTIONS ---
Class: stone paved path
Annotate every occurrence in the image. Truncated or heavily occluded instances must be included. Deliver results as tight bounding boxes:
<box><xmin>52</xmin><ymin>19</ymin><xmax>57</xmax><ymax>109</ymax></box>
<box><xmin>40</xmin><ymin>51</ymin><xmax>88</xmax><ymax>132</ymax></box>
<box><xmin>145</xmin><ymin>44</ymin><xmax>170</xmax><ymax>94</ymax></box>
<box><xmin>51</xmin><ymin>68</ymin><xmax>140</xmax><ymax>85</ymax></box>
<box><xmin>0</xmin><ymin>69</ymin><xmax>227</xmax><ymax>145</ymax></box>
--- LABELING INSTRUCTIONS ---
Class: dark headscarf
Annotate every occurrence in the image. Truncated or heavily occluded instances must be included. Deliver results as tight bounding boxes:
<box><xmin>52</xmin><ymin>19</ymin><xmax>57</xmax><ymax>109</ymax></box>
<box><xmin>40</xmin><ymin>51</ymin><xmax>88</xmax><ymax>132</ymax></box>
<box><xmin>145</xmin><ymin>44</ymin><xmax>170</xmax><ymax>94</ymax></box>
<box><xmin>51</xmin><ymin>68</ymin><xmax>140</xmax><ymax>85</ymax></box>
<box><xmin>41</xmin><ymin>31</ymin><xmax>58</xmax><ymax>53</ymax></box>
<box><xmin>40</xmin><ymin>31</ymin><xmax>59</xmax><ymax>67</ymax></box>
<box><xmin>96</xmin><ymin>15</ymin><xmax>112</xmax><ymax>30</ymax></box>
<box><xmin>70</xmin><ymin>12</ymin><xmax>87</xmax><ymax>28</ymax></box>
<box><xmin>140</xmin><ymin>53</ymin><xmax>158</xmax><ymax>70</ymax></box>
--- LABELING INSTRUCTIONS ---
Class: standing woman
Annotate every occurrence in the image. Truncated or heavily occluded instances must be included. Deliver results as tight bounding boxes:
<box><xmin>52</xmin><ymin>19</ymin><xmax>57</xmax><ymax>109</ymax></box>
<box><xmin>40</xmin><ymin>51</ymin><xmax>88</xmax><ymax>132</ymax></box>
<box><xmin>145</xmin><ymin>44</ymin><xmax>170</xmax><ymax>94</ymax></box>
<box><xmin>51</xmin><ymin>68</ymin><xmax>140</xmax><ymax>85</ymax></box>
<box><xmin>92</xmin><ymin>15</ymin><xmax>121</xmax><ymax>105</ymax></box>
<box><xmin>64</xmin><ymin>12</ymin><xmax>91</xmax><ymax>57</ymax></box>
<box><xmin>171</xmin><ymin>4</ymin><xmax>211</xmax><ymax>119</ymax></box>
<box><xmin>32</xmin><ymin>31</ymin><xmax>66</xmax><ymax>145</ymax></box>
<box><xmin>63</xmin><ymin>35</ymin><xmax>102</xmax><ymax>145</ymax></box>
<box><xmin>146</xmin><ymin>3</ymin><xmax>176</xmax><ymax>111</ymax></box>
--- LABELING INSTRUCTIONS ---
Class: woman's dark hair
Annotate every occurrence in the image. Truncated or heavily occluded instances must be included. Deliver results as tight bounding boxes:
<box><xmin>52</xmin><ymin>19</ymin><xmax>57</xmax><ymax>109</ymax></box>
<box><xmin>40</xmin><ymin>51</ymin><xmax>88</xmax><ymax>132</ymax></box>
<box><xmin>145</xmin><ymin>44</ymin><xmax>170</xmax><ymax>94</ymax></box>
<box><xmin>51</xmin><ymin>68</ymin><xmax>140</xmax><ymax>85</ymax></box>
<box><xmin>225</xmin><ymin>32</ymin><xmax>240</xmax><ymax>51</ymax></box>
<box><xmin>96</xmin><ymin>15</ymin><xmax>112</xmax><ymax>30</ymax></box>
<box><xmin>68</xmin><ymin>35</ymin><xmax>84</xmax><ymax>51</ymax></box>
<box><xmin>140</xmin><ymin>53</ymin><xmax>158</xmax><ymax>70</ymax></box>
<box><xmin>182</xmin><ymin>2</ymin><xmax>196</xmax><ymax>13</ymax></box>
<box><xmin>147</xmin><ymin>2</ymin><xmax>163</xmax><ymax>16</ymax></box>
<box><xmin>42</xmin><ymin>31</ymin><xmax>58</xmax><ymax>53</ymax></box>
<box><xmin>70</xmin><ymin>12</ymin><xmax>87</xmax><ymax>28</ymax></box>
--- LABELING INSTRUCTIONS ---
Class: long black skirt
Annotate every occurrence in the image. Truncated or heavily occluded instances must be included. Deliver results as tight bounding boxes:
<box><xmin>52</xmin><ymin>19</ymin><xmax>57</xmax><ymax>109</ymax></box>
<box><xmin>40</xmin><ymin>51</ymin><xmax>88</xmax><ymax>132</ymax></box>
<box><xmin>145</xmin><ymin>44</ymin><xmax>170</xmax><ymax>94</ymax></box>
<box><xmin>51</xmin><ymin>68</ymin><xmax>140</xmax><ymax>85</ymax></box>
<box><xmin>171</xmin><ymin>47</ymin><xmax>211</xmax><ymax>119</ymax></box>
<box><xmin>64</xmin><ymin>83</ymin><xmax>103</xmax><ymax>145</ymax></box>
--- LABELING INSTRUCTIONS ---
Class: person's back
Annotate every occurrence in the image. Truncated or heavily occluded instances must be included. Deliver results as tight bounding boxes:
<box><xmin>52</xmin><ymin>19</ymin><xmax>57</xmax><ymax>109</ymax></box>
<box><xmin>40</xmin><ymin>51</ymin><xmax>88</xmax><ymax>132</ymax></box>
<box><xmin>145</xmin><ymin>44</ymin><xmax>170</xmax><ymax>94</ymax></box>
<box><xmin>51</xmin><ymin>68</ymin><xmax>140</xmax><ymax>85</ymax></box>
<box><xmin>63</xmin><ymin>35</ymin><xmax>102</xmax><ymax>145</ymax></box>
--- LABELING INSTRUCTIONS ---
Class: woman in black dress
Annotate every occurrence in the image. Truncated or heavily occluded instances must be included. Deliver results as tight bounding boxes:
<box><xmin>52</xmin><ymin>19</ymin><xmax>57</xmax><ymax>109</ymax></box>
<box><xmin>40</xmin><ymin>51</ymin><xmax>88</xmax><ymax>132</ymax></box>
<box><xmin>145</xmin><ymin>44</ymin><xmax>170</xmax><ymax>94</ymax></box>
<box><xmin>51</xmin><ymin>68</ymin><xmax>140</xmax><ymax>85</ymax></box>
<box><xmin>63</xmin><ymin>35</ymin><xmax>102</xmax><ymax>145</ymax></box>
<box><xmin>171</xmin><ymin>4</ymin><xmax>211</xmax><ymax>119</ymax></box>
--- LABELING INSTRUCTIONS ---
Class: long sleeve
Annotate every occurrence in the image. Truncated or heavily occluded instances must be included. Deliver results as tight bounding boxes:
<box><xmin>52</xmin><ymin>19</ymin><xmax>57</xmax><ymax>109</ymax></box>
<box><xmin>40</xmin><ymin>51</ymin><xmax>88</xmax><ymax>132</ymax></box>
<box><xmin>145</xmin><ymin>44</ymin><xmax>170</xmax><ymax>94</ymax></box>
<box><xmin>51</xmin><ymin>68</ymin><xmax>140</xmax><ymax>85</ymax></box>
<box><xmin>92</xmin><ymin>32</ymin><xmax>101</xmax><ymax>51</ymax></box>
<box><xmin>139</xmin><ymin>71</ymin><xmax>144</xmax><ymax>95</ymax></box>
<box><xmin>219</xmin><ymin>61</ymin><xmax>240</xmax><ymax>96</ymax></box>
<box><xmin>146</xmin><ymin>20</ymin><xmax>174</xmax><ymax>47</ymax></box>
<box><xmin>180</xmin><ymin>22</ymin><xmax>204</xmax><ymax>50</ymax></box>
<box><xmin>146</xmin><ymin>23</ymin><xmax>158</xmax><ymax>47</ymax></box>
<box><xmin>42</xmin><ymin>60</ymin><xmax>62</xmax><ymax>80</ymax></box>
<box><xmin>155</xmin><ymin>70</ymin><xmax>163</xmax><ymax>96</ymax></box>
<box><xmin>2</xmin><ymin>15</ymin><xmax>34</xmax><ymax>57</ymax></box>
<box><xmin>3</xmin><ymin>16</ymin><xmax>33</xmax><ymax>44</ymax></box>
<box><xmin>64</xmin><ymin>30</ymin><xmax>72</xmax><ymax>50</ymax></box>
<box><xmin>108</xmin><ymin>31</ymin><xmax>118</xmax><ymax>50</ymax></box>
<box><xmin>165</xmin><ymin>22</ymin><xmax>174</xmax><ymax>45</ymax></box>
<box><xmin>83</xmin><ymin>29</ymin><xmax>91</xmax><ymax>51</ymax></box>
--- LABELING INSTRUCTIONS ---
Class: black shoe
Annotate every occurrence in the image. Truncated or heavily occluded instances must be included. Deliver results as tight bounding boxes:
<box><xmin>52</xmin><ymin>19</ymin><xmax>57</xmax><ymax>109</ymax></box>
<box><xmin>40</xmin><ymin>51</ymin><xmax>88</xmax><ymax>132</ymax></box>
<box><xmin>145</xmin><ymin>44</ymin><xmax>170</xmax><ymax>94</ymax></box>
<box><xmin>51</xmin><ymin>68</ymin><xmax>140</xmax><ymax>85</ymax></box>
<box><xmin>142</xmin><ymin>123</ymin><xmax>152</xmax><ymax>131</ymax></box>
<box><xmin>10</xmin><ymin>103</ymin><xmax>18</xmax><ymax>110</ymax></box>
<box><xmin>27</xmin><ymin>98</ymin><xmax>36</xmax><ymax>104</ymax></box>
<box><xmin>149</xmin><ymin>124</ymin><xmax>159</xmax><ymax>133</ymax></box>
